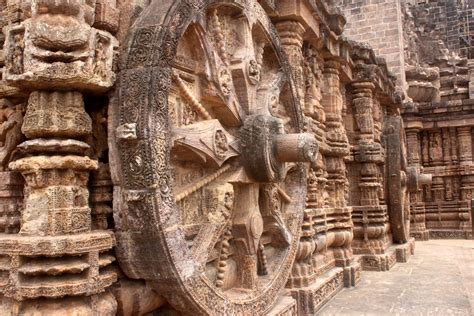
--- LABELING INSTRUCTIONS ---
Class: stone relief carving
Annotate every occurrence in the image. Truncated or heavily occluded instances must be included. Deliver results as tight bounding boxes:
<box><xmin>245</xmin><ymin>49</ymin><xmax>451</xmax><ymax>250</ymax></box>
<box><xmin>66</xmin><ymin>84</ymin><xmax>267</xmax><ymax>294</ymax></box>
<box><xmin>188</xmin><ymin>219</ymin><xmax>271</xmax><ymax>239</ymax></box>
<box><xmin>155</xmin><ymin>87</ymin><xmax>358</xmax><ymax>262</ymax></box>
<box><xmin>3</xmin><ymin>1</ymin><xmax>117</xmax><ymax>92</ymax></box>
<box><xmin>0</xmin><ymin>0</ymin><xmax>452</xmax><ymax>315</ymax></box>
<box><xmin>0</xmin><ymin>100</ymin><xmax>23</xmax><ymax>171</ymax></box>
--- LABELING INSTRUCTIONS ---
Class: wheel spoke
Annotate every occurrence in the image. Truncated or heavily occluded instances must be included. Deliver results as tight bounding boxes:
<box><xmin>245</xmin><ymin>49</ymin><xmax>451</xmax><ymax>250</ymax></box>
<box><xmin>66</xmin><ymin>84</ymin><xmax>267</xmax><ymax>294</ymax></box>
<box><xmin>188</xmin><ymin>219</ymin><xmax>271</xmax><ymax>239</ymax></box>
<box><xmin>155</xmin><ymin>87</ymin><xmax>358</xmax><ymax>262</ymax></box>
<box><xmin>172</xmin><ymin>72</ymin><xmax>213</xmax><ymax>120</ymax></box>
<box><xmin>231</xmin><ymin>183</ymin><xmax>262</xmax><ymax>290</ymax></box>
<box><xmin>172</xmin><ymin>119</ymin><xmax>240</xmax><ymax>167</ymax></box>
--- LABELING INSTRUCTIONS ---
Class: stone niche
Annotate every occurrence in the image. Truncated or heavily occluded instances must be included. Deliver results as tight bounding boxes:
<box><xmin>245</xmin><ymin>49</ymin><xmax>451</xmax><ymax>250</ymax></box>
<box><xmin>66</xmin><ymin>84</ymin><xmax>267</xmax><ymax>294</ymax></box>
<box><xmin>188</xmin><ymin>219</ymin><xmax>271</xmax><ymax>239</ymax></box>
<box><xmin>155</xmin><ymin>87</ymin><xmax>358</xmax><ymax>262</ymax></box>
<box><xmin>0</xmin><ymin>0</ymin><xmax>425</xmax><ymax>315</ymax></box>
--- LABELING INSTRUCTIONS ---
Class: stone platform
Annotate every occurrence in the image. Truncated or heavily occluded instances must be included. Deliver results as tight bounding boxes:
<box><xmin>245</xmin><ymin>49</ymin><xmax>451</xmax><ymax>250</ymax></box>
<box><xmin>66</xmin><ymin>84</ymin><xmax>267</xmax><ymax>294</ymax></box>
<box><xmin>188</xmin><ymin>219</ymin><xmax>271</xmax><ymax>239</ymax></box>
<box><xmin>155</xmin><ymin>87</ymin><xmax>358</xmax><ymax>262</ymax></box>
<box><xmin>429</xmin><ymin>229</ymin><xmax>472</xmax><ymax>240</ymax></box>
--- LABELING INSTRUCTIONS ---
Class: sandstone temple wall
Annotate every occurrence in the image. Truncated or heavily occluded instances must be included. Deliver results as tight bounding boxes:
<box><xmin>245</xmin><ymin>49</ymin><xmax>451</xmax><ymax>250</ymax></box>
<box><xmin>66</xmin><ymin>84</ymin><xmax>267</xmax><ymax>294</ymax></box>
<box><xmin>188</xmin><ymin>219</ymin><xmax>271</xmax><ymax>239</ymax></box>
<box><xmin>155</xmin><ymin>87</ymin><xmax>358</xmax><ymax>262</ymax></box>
<box><xmin>409</xmin><ymin>0</ymin><xmax>473</xmax><ymax>58</ymax></box>
<box><xmin>336</xmin><ymin>0</ymin><xmax>407</xmax><ymax>88</ymax></box>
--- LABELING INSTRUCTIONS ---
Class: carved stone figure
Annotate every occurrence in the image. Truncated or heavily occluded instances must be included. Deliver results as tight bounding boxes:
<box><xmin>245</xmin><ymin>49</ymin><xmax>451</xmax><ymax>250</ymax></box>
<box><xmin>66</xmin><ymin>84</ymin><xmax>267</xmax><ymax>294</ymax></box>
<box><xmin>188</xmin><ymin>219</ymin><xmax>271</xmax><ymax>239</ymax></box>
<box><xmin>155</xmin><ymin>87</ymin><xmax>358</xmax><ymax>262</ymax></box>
<box><xmin>0</xmin><ymin>100</ymin><xmax>23</xmax><ymax>171</ymax></box>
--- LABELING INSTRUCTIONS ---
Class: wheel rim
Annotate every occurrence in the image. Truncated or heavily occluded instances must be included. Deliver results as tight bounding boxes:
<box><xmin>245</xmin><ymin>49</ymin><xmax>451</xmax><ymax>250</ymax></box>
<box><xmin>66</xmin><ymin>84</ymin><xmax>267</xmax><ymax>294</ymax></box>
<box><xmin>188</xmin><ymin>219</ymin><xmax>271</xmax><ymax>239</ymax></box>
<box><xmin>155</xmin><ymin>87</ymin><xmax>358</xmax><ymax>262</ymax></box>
<box><xmin>385</xmin><ymin>115</ymin><xmax>410</xmax><ymax>244</ymax></box>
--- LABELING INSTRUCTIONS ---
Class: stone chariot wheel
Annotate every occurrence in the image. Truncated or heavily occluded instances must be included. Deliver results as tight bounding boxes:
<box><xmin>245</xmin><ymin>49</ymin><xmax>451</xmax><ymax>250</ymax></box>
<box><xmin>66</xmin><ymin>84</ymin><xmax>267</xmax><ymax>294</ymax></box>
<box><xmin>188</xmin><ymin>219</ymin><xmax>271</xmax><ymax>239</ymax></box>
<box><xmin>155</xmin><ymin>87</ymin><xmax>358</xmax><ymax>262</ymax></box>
<box><xmin>385</xmin><ymin>116</ymin><xmax>431</xmax><ymax>244</ymax></box>
<box><xmin>112</xmin><ymin>0</ymin><xmax>317</xmax><ymax>314</ymax></box>
<box><xmin>385</xmin><ymin>116</ymin><xmax>411</xmax><ymax>244</ymax></box>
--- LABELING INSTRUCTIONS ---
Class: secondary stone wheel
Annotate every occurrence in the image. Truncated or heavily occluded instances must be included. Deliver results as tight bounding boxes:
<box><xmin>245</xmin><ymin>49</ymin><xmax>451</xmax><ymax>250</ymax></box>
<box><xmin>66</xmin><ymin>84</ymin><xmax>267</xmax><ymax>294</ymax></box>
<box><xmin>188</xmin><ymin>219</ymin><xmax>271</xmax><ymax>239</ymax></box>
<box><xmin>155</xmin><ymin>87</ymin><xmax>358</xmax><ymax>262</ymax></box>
<box><xmin>112</xmin><ymin>1</ymin><xmax>317</xmax><ymax>314</ymax></box>
<box><xmin>385</xmin><ymin>116</ymin><xmax>432</xmax><ymax>244</ymax></box>
<box><xmin>385</xmin><ymin>115</ymin><xmax>411</xmax><ymax>244</ymax></box>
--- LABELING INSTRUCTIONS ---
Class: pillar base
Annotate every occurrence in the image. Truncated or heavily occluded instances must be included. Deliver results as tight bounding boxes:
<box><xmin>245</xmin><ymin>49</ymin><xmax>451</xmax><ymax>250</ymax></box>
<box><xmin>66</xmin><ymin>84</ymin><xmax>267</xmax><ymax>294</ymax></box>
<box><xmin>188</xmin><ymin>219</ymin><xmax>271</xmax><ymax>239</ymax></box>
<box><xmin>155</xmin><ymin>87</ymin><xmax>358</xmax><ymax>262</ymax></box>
<box><xmin>343</xmin><ymin>260</ymin><xmax>362</xmax><ymax>287</ymax></box>
<box><xmin>356</xmin><ymin>238</ymin><xmax>415</xmax><ymax>271</ymax></box>
<box><xmin>0</xmin><ymin>232</ymin><xmax>116</xmax><ymax>300</ymax></box>
<box><xmin>290</xmin><ymin>267</ymin><xmax>344</xmax><ymax>315</ymax></box>
<box><xmin>429</xmin><ymin>229</ymin><xmax>472</xmax><ymax>239</ymax></box>
<box><xmin>395</xmin><ymin>238</ymin><xmax>416</xmax><ymax>263</ymax></box>
<box><xmin>411</xmin><ymin>230</ymin><xmax>430</xmax><ymax>241</ymax></box>
<box><xmin>267</xmin><ymin>295</ymin><xmax>297</xmax><ymax>316</ymax></box>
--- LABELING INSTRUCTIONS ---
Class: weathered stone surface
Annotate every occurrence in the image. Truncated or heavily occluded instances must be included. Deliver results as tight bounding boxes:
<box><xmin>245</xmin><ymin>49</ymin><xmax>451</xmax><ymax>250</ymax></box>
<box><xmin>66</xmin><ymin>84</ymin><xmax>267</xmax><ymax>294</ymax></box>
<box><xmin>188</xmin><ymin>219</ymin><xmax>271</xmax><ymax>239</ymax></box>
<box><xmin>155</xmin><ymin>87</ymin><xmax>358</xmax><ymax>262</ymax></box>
<box><xmin>338</xmin><ymin>0</ymin><xmax>473</xmax><ymax>242</ymax></box>
<box><xmin>0</xmin><ymin>1</ymin><xmax>119</xmax><ymax>314</ymax></box>
<box><xmin>0</xmin><ymin>100</ymin><xmax>23</xmax><ymax>171</ymax></box>
<box><xmin>0</xmin><ymin>171</ymin><xmax>22</xmax><ymax>234</ymax></box>
<box><xmin>0</xmin><ymin>0</ymin><xmax>470</xmax><ymax>315</ymax></box>
<box><xmin>3</xmin><ymin>1</ymin><xmax>117</xmax><ymax>92</ymax></box>
<box><xmin>112</xmin><ymin>1</ymin><xmax>316</xmax><ymax>313</ymax></box>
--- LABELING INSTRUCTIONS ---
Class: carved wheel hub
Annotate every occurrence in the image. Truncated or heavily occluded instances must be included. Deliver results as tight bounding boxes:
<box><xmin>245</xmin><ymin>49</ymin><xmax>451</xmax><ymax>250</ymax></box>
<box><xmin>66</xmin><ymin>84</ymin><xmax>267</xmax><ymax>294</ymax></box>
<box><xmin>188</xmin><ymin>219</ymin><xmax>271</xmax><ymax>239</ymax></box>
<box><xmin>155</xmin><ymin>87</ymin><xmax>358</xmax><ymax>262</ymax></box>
<box><xmin>113</xmin><ymin>1</ymin><xmax>316</xmax><ymax>314</ymax></box>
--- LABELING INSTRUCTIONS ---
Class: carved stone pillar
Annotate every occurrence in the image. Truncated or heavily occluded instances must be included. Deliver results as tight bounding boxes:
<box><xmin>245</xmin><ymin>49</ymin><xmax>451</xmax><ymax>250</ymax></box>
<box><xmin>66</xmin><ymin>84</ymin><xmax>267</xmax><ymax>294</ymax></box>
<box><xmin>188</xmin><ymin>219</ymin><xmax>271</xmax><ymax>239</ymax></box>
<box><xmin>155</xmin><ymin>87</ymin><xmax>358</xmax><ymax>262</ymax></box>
<box><xmin>288</xmin><ymin>184</ymin><xmax>319</xmax><ymax>291</ymax></box>
<box><xmin>352</xmin><ymin>82</ymin><xmax>375</xmax><ymax>144</ymax></box>
<box><xmin>458</xmin><ymin>127</ymin><xmax>473</xmax><ymax>165</ymax></box>
<box><xmin>276</xmin><ymin>20</ymin><xmax>306</xmax><ymax>110</ymax></box>
<box><xmin>429</xmin><ymin>130</ymin><xmax>443</xmax><ymax>166</ymax></box>
<box><xmin>406</xmin><ymin>129</ymin><xmax>421</xmax><ymax>166</ymax></box>
<box><xmin>3</xmin><ymin>92</ymin><xmax>116</xmax><ymax>315</ymax></box>
<box><xmin>352</xmin><ymin>82</ymin><xmax>385</xmax><ymax>252</ymax></box>
<box><xmin>302</xmin><ymin>42</ymin><xmax>325</xmax><ymax>140</ymax></box>
<box><xmin>442</xmin><ymin>128</ymin><xmax>452</xmax><ymax>166</ymax></box>
<box><xmin>90</xmin><ymin>163</ymin><xmax>113</xmax><ymax>230</ymax></box>
<box><xmin>321</xmin><ymin>58</ymin><xmax>352</xmax><ymax>264</ymax></box>
<box><xmin>0</xmin><ymin>2</ymin><xmax>117</xmax><ymax>314</ymax></box>
<box><xmin>450</xmin><ymin>128</ymin><xmax>459</xmax><ymax>164</ymax></box>
<box><xmin>0</xmin><ymin>172</ymin><xmax>22</xmax><ymax>234</ymax></box>
<box><xmin>421</xmin><ymin>131</ymin><xmax>430</xmax><ymax>166</ymax></box>
<box><xmin>0</xmin><ymin>99</ymin><xmax>24</xmax><ymax>236</ymax></box>
<box><xmin>351</xmin><ymin>80</ymin><xmax>388</xmax><ymax>261</ymax></box>
<box><xmin>426</xmin><ymin>176</ymin><xmax>445</xmax><ymax>230</ymax></box>
<box><xmin>460</xmin><ymin>176</ymin><xmax>474</xmax><ymax>234</ymax></box>
<box><xmin>287</xmin><ymin>43</ymin><xmax>330</xmax><ymax>293</ymax></box>
<box><xmin>287</xmin><ymin>52</ymin><xmax>357</xmax><ymax>315</ymax></box>
<box><xmin>359</xmin><ymin>162</ymin><xmax>381</xmax><ymax>206</ymax></box>
<box><xmin>432</xmin><ymin>176</ymin><xmax>445</xmax><ymax>203</ymax></box>
<box><xmin>407</xmin><ymin>128</ymin><xmax>429</xmax><ymax>240</ymax></box>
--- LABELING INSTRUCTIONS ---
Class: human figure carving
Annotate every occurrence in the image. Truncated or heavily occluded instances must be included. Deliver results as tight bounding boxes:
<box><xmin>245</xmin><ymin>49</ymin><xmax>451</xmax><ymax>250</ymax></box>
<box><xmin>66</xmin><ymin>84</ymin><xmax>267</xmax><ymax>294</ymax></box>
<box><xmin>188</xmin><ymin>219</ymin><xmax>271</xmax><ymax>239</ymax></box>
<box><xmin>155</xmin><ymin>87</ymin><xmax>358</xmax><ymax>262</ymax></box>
<box><xmin>88</xmin><ymin>106</ymin><xmax>108</xmax><ymax>160</ymax></box>
<box><xmin>94</xmin><ymin>38</ymin><xmax>109</xmax><ymax>80</ymax></box>
<box><xmin>0</xmin><ymin>100</ymin><xmax>23</xmax><ymax>171</ymax></box>
<box><xmin>9</xmin><ymin>33</ymin><xmax>24</xmax><ymax>75</ymax></box>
